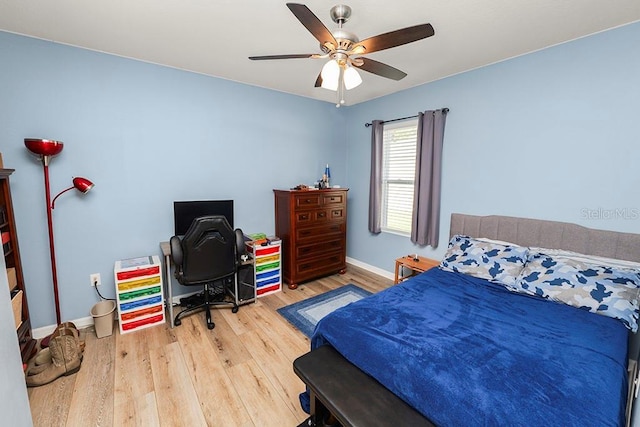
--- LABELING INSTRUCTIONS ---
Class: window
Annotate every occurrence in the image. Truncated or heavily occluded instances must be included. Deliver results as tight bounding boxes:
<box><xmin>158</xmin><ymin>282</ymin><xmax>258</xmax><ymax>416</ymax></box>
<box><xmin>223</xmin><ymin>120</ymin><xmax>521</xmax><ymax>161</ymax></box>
<box><xmin>381</xmin><ymin>119</ymin><xmax>418</xmax><ymax>235</ymax></box>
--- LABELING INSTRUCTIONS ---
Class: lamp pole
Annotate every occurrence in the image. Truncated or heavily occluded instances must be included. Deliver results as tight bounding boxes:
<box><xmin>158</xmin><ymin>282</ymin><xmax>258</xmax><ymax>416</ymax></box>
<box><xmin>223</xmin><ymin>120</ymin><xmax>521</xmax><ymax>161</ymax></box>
<box><xmin>42</xmin><ymin>155</ymin><xmax>62</xmax><ymax>325</ymax></box>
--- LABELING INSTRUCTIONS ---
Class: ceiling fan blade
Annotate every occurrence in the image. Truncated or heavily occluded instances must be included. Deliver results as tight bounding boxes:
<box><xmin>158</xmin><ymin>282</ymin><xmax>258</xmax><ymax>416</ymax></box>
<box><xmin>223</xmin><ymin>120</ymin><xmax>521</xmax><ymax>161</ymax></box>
<box><xmin>249</xmin><ymin>54</ymin><xmax>316</xmax><ymax>60</ymax></box>
<box><xmin>357</xmin><ymin>58</ymin><xmax>407</xmax><ymax>81</ymax></box>
<box><xmin>314</xmin><ymin>73</ymin><xmax>323</xmax><ymax>88</ymax></box>
<box><xmin>287</xmin><ymin>3</ymin><xmax>337</xmax><ymax>46</ymax></box>
<box><xmin>354</xmin><ymin>23</ymin><xmax>434</xmax><ymax>55</ymax></box>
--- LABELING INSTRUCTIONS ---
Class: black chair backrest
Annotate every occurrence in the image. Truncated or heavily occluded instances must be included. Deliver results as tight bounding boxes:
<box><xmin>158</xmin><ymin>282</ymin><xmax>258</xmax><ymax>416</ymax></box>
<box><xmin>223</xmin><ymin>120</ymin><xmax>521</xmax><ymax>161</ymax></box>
<box><xmin>178</xmin><ymin>215</ymin><xmax>236</xmax><ymax>285</ymax></box>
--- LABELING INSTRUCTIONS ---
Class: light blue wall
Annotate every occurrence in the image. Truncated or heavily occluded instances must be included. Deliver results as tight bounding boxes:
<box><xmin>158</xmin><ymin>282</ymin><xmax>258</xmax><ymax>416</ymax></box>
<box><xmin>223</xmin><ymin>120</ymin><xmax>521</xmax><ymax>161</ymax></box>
<box><xmin>2</xmin><ymin>21</ymin><xmax>640</xmax><ymax>328</ymax></box>
<box><xmin>344</xmin><ymin>22</ymin><xmax>640</xmax><ymax>272</ymax></box>
<box><xmin>0</xmin><ymin>32</ymin><xmax>343</xmax><ymax>328</ymax></box>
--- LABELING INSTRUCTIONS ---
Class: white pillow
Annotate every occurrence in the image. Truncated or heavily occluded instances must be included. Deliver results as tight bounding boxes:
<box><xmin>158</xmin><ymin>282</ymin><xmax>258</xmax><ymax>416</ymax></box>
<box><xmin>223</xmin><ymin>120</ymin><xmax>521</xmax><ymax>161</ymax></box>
<box><xmin>528</xmin><ymin>247</ymin><xmax>640</xmax><ymax>271</ymax></box>
<box><xmin>475</xmin><ymin>237</ymin><xmax>522</xmax><ymax>247</ymax></box>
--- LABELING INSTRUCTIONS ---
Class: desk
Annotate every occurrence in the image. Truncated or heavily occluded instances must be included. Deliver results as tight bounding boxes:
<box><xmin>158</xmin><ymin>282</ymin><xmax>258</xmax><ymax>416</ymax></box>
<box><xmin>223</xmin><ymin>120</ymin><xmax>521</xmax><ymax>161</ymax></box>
<box><xmin>394</xmin><ymin>255</ymin><xmax>439</xmax><ymax>284</ymax></box>
<box><xmin>160</xmin><ymin>242</ymin><xmax>175</xmax><ymax>328</ymax></box>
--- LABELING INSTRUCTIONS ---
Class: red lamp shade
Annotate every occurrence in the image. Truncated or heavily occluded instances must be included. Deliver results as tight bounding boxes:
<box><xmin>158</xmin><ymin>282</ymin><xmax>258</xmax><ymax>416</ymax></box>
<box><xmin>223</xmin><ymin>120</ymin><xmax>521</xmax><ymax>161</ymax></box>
<box><xmin>51</xmin><ymin>177</ymin><xmax>95</xmax><ymax>209</ymax></box>
<box><xmin>72</xmin><ymin>177</ymin><xmax>94</xmax><ymax>194</ymax></box>
<box><xmin>24</xmin><ymin>139</ymin><xmax>64</xmax><ymax>157</ymax></box>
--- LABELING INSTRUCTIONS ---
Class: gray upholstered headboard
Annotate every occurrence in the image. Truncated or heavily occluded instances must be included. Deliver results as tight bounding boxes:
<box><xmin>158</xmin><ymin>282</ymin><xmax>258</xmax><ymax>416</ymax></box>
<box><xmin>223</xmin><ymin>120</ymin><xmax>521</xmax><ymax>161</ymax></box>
<box><xmin>450</xmin><ymin>213</ymin><xmax>640</xmax><ymax>263</ymax></box>
<box><xmin>450</xmin><ymin>213</ymin><xmax>640</xmax><ymax>360</ymax></box>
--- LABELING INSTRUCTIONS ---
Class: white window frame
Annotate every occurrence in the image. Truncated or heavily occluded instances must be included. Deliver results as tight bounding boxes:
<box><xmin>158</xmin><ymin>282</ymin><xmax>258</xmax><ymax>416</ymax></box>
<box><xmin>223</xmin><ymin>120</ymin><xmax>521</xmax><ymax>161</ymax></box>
<box><xmin>380</xmin><ymin>118</ymin><xmax>419</xmax><ymax>236</ymax></box>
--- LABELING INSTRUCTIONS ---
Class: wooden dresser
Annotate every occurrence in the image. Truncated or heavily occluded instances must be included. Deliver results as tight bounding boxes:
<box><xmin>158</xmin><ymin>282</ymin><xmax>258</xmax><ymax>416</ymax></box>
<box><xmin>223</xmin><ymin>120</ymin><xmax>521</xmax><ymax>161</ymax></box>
<box><xmin>274</xmin><ymin>189</ymin><xmax>348</xmax><ymax>289</ymax></box>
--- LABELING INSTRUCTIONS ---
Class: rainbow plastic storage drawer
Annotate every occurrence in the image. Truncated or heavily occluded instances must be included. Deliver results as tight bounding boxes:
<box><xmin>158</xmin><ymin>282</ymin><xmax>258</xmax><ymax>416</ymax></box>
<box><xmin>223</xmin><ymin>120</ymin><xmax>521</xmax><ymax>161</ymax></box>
<box><xmin>114</xmin><ymin>255</ymin><xmax>165</xmax><ymax>334</ymax></box>
<box><xmin>246</xmin><ymin>238</ymin><xmax>282</xmax><ymax>297</ymax></box>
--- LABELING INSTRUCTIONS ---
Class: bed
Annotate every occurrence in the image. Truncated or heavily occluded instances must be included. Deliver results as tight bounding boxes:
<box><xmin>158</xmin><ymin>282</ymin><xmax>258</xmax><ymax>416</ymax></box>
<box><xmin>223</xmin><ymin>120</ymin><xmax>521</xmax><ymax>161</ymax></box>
<box><xmin>296</xmin><ymin>213</ymin><xmax>640</xmax><ymax>427</ymax></box>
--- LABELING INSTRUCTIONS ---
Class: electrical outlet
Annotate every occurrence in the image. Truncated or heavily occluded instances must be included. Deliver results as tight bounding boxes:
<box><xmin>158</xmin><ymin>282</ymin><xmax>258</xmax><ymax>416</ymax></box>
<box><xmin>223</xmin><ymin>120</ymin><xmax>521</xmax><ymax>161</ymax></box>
<box><xmin>90</xmin><ymin>273</ymin><xmax>101</xmax><ymax>287</ymax></box>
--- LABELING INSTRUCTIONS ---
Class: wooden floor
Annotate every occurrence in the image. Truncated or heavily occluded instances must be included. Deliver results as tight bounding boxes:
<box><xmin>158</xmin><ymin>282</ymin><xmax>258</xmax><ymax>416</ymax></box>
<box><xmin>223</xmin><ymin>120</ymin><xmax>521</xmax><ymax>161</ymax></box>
<box><xmin>27</xmin><ymin>264</ymin><xmax>392</xmax><ymax>427</ymax></box>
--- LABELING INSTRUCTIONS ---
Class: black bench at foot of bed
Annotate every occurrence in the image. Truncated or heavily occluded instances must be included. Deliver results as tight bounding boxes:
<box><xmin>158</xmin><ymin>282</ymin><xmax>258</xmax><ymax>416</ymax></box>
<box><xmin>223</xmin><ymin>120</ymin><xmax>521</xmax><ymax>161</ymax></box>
<box><xmin>293</xmin><ymin>345</ymin><xmax>435</xmax><ymax>427</ymax></box>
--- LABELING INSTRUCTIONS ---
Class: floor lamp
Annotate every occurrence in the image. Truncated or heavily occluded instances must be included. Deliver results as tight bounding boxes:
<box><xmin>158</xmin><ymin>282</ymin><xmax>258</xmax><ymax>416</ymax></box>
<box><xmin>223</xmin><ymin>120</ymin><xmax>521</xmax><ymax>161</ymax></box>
<box><xmin>25</xmin><ymin>138</ymin><xmax>94</xmax><ymax>331</ymax></box>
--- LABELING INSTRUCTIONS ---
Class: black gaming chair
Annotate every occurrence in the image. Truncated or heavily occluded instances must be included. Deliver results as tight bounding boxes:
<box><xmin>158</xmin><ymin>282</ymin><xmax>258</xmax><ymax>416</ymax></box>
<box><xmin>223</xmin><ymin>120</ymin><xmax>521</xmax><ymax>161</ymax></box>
<box><xmin>170</xmin><ymin>215</ymin><xmax>244</xmax><ymax>329</ymax></box>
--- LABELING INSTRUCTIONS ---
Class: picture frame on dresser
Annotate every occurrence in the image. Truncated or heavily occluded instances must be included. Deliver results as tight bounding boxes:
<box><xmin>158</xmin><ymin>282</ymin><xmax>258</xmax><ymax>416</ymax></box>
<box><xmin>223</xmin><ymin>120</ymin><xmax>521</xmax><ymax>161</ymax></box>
<box><xmin>273</xmin><ymin>188</ymin><xmax>348</xmax><ymax>289</ymax></box>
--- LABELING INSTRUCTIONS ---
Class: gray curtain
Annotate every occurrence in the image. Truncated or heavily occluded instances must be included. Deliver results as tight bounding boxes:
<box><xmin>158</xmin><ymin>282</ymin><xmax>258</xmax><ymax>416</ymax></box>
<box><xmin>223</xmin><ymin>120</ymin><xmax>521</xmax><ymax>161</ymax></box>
<box><xmin>411</xmin><ymin>109</ymin><xmax>447</xmax><ymax>247</ymax></box>
<box><xmin>368</xmin><ymin>120</ymin><xmax>384</xmax><ymax>234</ymax></box>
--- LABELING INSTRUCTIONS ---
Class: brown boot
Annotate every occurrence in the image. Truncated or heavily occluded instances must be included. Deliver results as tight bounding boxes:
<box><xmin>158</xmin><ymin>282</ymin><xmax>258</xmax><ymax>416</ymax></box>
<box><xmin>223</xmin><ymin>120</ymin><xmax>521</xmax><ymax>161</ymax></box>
<box><xmin>58</xmin><ymin>322</ymin><xmax>86</xmax><ymax>352</ymax></box>
<box><xmin>28</xmin><ymin>349</ymin><xmax>51</xmax><ymax>376</ymax></box>
<box><xmin>34</xmin><ymin>322</ymin><xmax>83</xmax><ymax>366</ymax></box>
<box><xmin>26</xmin><ymin>328</ymin><xmax>81</xmax><ymax>387</ymax></box>
<box><xmin>28</xmin><ymin>325</ymin><xmax>84</xmax><ymax>376</ymax></box>
<box><xmin>27</xmin><ymin>327</ymin><xmax>64</xmax><ymax>376</ymax></box>
<box><xmin>34</xmin><ymin>347</ymin><xmax>51</xmax><ymax>366</ymax></box>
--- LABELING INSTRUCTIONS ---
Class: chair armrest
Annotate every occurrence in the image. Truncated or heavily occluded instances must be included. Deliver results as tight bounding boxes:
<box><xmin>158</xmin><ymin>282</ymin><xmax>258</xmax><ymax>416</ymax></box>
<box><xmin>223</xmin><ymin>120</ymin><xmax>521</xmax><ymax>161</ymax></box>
<box><xmin>170</xmin><ymin>235</ymin><xmax>183</xmax><ymax>266</ymax></box>
<box><xmin>234</xmin><ymin>228</ymin><xmax>246</xmax><ymax>264</ymax></box>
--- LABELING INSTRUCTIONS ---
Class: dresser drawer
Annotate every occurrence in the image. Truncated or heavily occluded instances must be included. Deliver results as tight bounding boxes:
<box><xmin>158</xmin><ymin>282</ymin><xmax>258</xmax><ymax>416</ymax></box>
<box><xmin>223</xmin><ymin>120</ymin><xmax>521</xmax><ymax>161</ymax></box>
<box><xmin>295</xmin><ymin>207</ymin><xmax>345</xmax><ymax>225</ymax></box>
<box><xmin>295</xmin><ymin>211</ymin><xmax>313</xmax><ymax>225</ymax></box>
<box><xmin>296</xmin><ymin>223</ymin><xmax>345</xmax><ymax>241</ymax></box>
<box><xmin>294</xmin><ymin>194</ymin><xmax>321</xmax><ymax>210</ymax></box>
<box><xmin>295</xmin><ymin>251</ymin><xmax>346</xmax><ymax>278</ymax></box>
<box><xmin>323</xmin><ymin>193</ymin><xmax>345</xmax><ymax>206</ymax></box>
<box><xmin>328</xmin><ymin>207</ymin><xmax>345</xmax><ymax>221</ymax></box>
<box><xmin>296</xmin><ymin>238</ymin><xmax>344</xmax><ymax>260</ymax></box>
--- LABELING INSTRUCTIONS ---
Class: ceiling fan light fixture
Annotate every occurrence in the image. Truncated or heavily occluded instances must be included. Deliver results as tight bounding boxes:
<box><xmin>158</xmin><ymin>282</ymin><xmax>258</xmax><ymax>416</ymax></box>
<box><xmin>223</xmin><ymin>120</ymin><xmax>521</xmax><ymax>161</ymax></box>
<box><xmin>343</xmin><ymin>66</ymin><xmax>362</xmax><ymax>90</ymax></box>
<box><xmin>320</xmin><ymin>59</ymin><xmax>340</xmax><ymax>91</ymax></box>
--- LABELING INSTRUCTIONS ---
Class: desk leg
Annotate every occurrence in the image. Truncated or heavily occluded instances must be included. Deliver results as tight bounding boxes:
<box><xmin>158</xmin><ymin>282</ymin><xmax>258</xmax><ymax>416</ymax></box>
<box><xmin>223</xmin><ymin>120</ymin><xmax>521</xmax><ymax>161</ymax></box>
<box><xmin>164</xmin><ymin>253</ymin><xmax>174</xmax><ymax>328</ymax></box>
<box><xmin>394</xmin><ymin>260</ymin><xmax>401</xmax><ymax>285</ymax></box>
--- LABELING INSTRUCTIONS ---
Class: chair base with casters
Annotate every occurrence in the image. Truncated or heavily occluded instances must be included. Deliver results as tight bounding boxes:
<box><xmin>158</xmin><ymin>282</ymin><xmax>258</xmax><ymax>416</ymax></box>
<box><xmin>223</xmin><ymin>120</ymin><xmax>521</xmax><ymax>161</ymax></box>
<box><xmin>173</xmin><ymin>282</ymin><xmax>239</xmax><ymax>330</ymax></box>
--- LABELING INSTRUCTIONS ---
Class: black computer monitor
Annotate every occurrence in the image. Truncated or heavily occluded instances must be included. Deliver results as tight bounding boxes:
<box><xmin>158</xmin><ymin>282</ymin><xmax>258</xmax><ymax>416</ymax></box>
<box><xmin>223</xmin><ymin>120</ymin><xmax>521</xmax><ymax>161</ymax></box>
<box><xmin>173</xmin><ymin>200</ymin><xmax>234</xmax><ymax>235</ymax></box>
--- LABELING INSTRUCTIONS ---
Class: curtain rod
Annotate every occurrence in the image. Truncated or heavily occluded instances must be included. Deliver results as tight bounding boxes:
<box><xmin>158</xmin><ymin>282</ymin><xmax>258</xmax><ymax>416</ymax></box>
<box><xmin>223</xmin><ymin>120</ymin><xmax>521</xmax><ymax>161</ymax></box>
<box><xmin>364</xmin><ymin>108</ymin><xmax>449</xmax><ymax>127</ymax></box>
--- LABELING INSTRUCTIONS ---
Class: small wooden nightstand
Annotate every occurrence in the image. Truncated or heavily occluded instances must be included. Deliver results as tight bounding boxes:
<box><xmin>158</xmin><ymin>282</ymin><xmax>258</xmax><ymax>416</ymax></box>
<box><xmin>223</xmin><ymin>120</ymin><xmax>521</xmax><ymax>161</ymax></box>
<box><xmin>394</xmin><ymin>255</ymin><xmax>440</xmax><ymax>284</ymax></box>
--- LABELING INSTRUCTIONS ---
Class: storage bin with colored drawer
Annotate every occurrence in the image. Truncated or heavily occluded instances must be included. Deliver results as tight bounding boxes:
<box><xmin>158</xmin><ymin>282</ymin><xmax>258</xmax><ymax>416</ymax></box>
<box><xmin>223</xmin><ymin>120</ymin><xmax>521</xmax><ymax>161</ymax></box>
<box><xmin>252</xmin><ymin>239</ymin><xmax>282</xmax><ymax>297</ymax></box>
<box><xmin>114</xmin><ymin>255</ymin><xmax>165</xmax><ymax>334</ymax></box>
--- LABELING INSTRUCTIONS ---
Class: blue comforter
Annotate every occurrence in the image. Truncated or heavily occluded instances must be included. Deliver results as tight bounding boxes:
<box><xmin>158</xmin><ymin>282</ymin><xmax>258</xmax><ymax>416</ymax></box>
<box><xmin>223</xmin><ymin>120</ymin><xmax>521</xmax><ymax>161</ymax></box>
<box><xmin>310</xmin><ymin>268</ymin><xmax>629</xmax><ymax>426</ymax></box>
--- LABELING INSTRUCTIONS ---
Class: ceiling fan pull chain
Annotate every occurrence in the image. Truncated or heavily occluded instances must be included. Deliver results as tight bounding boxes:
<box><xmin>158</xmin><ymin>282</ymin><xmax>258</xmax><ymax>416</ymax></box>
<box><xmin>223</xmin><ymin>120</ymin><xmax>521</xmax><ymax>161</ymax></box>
<box><xmin>337</xmin><ymin>66</ymin><xmax>345</xmax><ymax>107</ymax></box>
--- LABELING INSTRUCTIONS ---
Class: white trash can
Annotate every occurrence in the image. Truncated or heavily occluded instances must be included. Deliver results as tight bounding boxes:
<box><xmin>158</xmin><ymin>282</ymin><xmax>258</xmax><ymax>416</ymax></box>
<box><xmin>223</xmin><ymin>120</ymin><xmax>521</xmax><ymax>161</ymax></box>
<box><xmin>90</xmin><ymin>300</ymin><xmax>116</xmax><ymax>338</ymax></box>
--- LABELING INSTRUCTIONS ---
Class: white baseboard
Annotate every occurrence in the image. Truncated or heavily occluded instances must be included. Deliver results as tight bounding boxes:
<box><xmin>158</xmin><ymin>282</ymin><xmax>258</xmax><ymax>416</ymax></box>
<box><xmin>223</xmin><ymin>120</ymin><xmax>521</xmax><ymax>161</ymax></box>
<box><xmin>346</xmin><ymin>257</ymin><xmax>394</xmax><ymax>281</ymax></box>
<box><xmin>32</xmin><ymin>264</ymin><xmax>384</xmax><ymax>339</ymax></box>
<box><xmin>32</xmin><ymin>291</ymin><xmax>199</xmax><ymax>339</ymax></box>
<box><xmin>32</xmin><ymin>316</ymin><xmax>96</xmax><ymax>339</ymax></box>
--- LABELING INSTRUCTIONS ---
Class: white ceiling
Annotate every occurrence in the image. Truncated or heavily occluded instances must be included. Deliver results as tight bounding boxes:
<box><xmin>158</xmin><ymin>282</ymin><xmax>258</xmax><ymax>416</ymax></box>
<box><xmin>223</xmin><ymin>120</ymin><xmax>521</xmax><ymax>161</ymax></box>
<box><xmin>1</xmin><ymin>0</ymin><xmax>639</xmax><ymax>106</ymax></box>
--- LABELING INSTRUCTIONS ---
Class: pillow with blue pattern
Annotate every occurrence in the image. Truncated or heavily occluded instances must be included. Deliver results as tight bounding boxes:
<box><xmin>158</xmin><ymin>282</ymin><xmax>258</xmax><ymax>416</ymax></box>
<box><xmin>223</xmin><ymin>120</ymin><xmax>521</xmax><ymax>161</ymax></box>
<box><xmin>439</xmin><ymin>235</ymin><xmax>529</xmax><ymax>288</ymax></box>
<box><xmin>515</xmin><ymin>252</ymin><xmax>640</xmax><ymax>332</ymax></box>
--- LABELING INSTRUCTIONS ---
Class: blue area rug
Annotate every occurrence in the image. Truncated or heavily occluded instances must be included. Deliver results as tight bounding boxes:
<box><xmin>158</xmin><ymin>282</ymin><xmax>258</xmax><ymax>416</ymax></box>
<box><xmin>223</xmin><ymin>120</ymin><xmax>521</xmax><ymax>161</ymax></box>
<box><xmin>277</xmin><ymin>284</ymin><xmax>372</xmax><ymax>338</ymax></box>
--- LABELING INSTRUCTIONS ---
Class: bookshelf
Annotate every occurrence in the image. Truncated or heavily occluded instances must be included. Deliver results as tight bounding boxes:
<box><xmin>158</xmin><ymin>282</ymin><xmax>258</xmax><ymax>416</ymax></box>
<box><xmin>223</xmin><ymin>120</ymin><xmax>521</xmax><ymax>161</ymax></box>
<box><xmin>1</xmin><ymin>169</ymin><xmax>36</xmax><ymax>364</ymax></box>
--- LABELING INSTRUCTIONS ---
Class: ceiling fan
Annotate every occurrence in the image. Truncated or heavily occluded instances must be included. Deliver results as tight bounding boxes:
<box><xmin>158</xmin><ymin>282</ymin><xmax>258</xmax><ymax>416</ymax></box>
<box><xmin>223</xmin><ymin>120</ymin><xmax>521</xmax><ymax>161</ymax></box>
<box><xmin>249</xmin><ymin>3</ymin><xmax>435</xmax><ymax>107</ymax></box>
